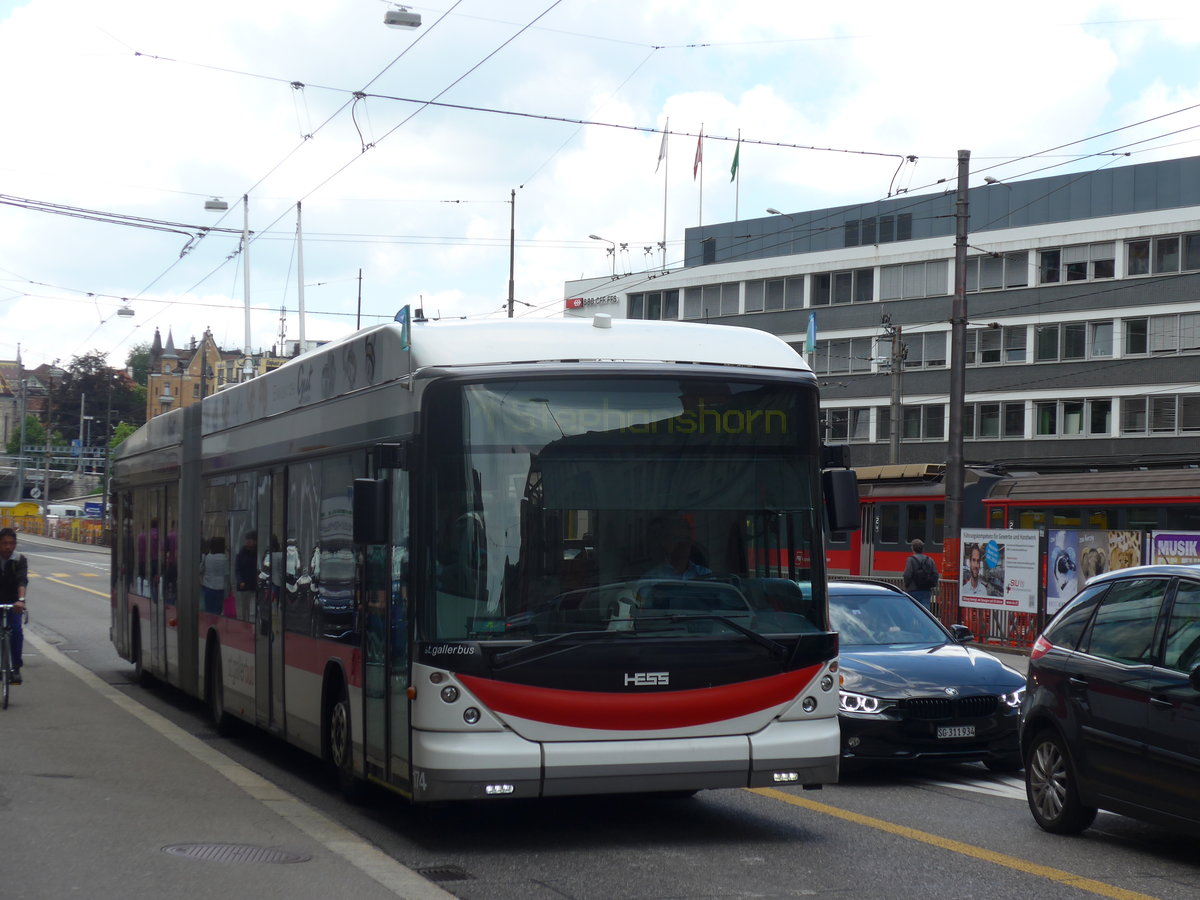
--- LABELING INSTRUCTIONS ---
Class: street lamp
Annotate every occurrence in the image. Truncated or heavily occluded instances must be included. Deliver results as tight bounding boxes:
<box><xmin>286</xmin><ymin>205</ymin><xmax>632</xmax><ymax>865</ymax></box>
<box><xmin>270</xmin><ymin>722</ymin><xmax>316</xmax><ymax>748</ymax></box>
<box><xmin>589</xmin><ymin>234</ymin><xmax>616</xmax><ymax>277</ymax></box>
<box><xmin>383</xmin><ymin>4</ymin><xmax>421</xmax><ymax>28</ymax></box>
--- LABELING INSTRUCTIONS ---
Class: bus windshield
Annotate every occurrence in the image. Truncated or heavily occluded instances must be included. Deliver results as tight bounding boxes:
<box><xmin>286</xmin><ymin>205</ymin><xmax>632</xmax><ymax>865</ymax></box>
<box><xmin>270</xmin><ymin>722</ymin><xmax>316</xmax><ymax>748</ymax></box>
<box><xmin>427</xmin><ymin>376</ymin><xmax>824</xmax><ymax>642</ymax></box>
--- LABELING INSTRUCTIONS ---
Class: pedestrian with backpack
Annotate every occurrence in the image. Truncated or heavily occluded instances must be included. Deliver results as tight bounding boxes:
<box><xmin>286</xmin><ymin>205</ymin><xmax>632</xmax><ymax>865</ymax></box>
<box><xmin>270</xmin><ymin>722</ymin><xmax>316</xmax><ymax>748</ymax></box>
<box><xmin>903</xmin><ymin>538</ymin><xmax>938</xmax><ymax>612</ymax></box>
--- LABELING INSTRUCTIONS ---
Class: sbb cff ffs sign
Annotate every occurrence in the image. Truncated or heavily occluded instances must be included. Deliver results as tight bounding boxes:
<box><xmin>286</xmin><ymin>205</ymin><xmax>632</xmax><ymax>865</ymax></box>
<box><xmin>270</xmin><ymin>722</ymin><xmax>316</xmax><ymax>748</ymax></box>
<box><xmin>565</xmin><ymin>295</ymin><xmax>618</xmax><ymax>309</ymax></box>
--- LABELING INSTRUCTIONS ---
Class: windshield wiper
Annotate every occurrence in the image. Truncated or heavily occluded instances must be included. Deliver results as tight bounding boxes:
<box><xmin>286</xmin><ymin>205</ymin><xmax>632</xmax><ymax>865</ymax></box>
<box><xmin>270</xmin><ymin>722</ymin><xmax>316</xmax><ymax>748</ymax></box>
<box><xmin>638</xmin><ymin>614</ymin><xmax>789</xmax><ymax>661</ymax></box>
<box><xmin>492</xmin><ymin>629</ymin><xmax>636</xmax><ymax>669</ymax></box>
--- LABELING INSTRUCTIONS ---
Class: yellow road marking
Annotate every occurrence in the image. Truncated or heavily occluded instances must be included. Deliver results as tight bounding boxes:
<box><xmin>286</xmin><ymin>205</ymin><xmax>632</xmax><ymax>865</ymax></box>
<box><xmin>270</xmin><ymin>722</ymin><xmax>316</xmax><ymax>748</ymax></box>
<box><xmin>752</xmin><ymin>788</ymin><xmax>1160</xmax><ymax>900</ymax></box>
<box><xmin>43</xmin><ymin>575</ymin><xmax>108</xmax><ymax>598</ymax></box>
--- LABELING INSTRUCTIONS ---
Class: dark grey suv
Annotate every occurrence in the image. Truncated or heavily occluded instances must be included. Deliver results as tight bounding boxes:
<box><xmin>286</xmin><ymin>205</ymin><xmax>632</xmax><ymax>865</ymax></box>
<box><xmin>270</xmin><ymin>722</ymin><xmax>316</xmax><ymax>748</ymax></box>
<box><xmin>1020</xmin><ymin>565</ymin><xmax>1200</xmax><ymax>834</ymax></box>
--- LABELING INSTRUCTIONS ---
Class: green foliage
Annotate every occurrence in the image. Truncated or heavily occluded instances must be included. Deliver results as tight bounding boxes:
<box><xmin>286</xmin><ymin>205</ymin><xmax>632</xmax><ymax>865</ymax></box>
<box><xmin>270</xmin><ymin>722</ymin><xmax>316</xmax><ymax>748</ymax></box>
<box><xmin>126</xmin><ymin>343</ymin><xmax>151</xmax><ymax>387</ymax></box>
<box><xmin>5</xmin><ymin>415</ymin><xmax>45</xmax><ymax>456</ymax></box>
<box><xmin>110</xmin><ymin>421</ymin><xmax>139</xmax><ymax>450</ymax></box>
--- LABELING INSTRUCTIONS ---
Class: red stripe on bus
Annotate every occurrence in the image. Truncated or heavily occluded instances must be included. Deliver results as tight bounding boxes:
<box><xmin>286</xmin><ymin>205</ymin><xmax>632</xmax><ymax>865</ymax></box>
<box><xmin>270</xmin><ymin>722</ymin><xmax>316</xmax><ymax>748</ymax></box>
<box><xmin>458</xmin><ymin>666</ymin><xmax>822</xmax><ymax>731</ymax></box>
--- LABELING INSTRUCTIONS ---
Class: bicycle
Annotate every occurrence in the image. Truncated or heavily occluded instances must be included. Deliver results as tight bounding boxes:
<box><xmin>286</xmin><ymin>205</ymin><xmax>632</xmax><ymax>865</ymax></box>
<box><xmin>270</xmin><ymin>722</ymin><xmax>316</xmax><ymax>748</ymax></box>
<box><xmin>0</xmin><ymin>602</ymin><xmax>20</xmax><ymax>710</ymax></box>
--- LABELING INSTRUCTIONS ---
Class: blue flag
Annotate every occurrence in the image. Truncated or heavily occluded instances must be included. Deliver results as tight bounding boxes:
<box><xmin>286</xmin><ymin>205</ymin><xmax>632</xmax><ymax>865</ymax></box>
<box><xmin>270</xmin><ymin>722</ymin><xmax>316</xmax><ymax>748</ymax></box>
<box><xmin>394</xmin><ymin>305</ymin><xmax>410</xmax><ymax>350</ymax></box>
<box><xmin>805</xmin><ymin>313</ymin><xmax>817</xmax><ymax>356</ymax></box>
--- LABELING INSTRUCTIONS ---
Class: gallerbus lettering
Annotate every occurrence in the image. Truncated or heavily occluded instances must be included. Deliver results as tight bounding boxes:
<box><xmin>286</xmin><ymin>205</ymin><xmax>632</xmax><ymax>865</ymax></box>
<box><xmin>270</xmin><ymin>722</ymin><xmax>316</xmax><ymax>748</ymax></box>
<box><xmin>110</xmin><ymin>314</ymin><xmax>858</xmax><ymax>803</ymax></box>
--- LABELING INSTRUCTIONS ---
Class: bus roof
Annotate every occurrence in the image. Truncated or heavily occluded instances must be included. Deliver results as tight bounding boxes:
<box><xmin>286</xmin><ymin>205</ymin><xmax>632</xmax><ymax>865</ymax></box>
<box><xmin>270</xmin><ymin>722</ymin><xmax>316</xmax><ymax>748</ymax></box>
<box><xmin>304</xmin><ymin>315</ymin><xmax>810</xmax><ymax>373</ymax></box>
<box><xmin>118</xmin><ymin>316</ymin><xmax>813</xmax><ymax>456</ymax></box>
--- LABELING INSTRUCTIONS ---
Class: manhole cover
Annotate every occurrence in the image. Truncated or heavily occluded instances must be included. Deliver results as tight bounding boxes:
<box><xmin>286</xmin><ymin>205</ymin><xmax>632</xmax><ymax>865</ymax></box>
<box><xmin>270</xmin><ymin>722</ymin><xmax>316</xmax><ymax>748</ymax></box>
<box><xmin>163</xmin><ymin>843</ymin><xmax>311</xmax><ymax>864</ymax></box>
<box><xmin>417</xmin><ymin>865</ymin><xmax>473</xmax><ymax>882</ymax></box>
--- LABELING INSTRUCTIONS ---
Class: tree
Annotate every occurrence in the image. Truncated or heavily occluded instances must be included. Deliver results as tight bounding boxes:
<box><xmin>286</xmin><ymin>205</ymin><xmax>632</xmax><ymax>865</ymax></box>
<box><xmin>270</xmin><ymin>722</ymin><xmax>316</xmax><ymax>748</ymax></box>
<box><xmin>5</xmin><ymin>414</ymin><xmax>45</xmax><ymax>456</ymax></box>
<box><xmin>55</xmin><ymin>351</ymin><xmax>145</xmax><ymax>445</ymax></box>
<box><xmin>126</xmin><ymin>342</ymin><xmax>151</xmax><ymax>387</ymax></box>
<box><xmin>110</xmin><ymin>421</ymin><xmax>139</xmax><ymax>451</ymax></box>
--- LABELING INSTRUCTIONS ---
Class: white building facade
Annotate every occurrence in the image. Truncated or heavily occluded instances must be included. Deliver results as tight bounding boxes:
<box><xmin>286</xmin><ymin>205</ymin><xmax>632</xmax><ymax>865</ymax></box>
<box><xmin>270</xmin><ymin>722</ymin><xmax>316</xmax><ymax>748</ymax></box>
<box><xmin>564</xmin><ymin>155</ymin><xmax>1200</xmax><ymax>472</ymax></box>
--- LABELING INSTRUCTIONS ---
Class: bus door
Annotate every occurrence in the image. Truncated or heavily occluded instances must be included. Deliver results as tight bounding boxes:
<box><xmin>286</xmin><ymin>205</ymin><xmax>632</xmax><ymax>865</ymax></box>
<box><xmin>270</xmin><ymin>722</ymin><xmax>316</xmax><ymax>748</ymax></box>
<box><xmin>145</xmin><ymin>488</ymin><xmax>166</xmax><ymax>677</ymax></box>
<box><xmin>857</xmin><ymin>501</ymin><xmax>874</xmax><ymax>576</ymax></box>
<box><xmin>363</xmin><ymin>469</ymin><xmax>411</xmax><ymax>788</ymax></box>
<box><xmin>255</xmin><ymin>470</ymin><xmax>286</xmax><ymax>732</ymax></box>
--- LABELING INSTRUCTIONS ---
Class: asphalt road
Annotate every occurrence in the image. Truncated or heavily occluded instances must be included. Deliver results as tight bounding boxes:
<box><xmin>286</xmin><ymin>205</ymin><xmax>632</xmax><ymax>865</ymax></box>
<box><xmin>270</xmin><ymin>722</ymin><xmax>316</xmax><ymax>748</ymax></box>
<box><xmin>8</xmin><ymin>535</ymin><xmax>1197</xmax><ymax>900</ymax></box>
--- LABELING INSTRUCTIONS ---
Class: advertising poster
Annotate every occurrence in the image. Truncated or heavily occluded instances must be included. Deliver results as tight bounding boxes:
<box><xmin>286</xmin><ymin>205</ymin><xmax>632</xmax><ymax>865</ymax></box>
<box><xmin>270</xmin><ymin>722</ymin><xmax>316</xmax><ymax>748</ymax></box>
<box><xmin>960</xmin><ymin>528</ymin><xmax>1041</xmax><ymax>614</ymax></box>
<box><xmin>1150</xmin><ymin>531</ymin><xmax>1200</xmax><ymax>566</ymax></box>
<box><xmin>1046</xmin><ymin>530</ymin><xmax>1144</xmax><ymax>615</ymax></box>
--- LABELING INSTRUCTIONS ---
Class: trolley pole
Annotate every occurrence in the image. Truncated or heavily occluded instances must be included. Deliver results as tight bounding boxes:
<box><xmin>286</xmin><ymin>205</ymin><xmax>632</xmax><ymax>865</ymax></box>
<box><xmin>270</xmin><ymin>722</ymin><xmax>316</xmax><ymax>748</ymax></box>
<box><xmin>945</xmin><ymin>150</ymin><xmax>971</xmax><ymax>597</ymax></box>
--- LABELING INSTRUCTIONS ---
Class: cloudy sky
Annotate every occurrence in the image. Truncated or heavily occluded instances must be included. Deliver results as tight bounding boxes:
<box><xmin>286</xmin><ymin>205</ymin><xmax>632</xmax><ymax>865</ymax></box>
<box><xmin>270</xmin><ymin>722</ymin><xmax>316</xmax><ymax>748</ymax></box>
<box><xmin>2</xmin><ymin>0</ymin><xmax>1200</xmax><ymax>369</ymax></box>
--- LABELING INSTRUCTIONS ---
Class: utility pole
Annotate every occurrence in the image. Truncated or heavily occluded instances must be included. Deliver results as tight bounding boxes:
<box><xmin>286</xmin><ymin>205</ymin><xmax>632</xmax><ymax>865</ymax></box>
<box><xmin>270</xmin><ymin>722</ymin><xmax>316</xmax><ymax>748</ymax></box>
<box><xmin>884</xmin><ymin>319</ymin><xmax>905</xmax><ymax>464</ymax></box>
<box><xmin>41</xmin><ymin>370</ymin><xmax>54</xmax><ymax>515</ymax></box>
<box><xmin>14</xmin><ymin>346</ymin><xmax>25</xmax><ymax>502</ymax></box>
<box><xmin>945</xmin><ymin>149</ymin><xmax>971</xmax><ymax>588</ymax></box>
<box><xmin>77</xmin><ymin>393</ymin><xmax>86</xmax><ymax>475</ymax></box>
<box><xmin>507</xmin><ymin>189</ymin><xmax>516</xmax><ymax>318</ymax></box>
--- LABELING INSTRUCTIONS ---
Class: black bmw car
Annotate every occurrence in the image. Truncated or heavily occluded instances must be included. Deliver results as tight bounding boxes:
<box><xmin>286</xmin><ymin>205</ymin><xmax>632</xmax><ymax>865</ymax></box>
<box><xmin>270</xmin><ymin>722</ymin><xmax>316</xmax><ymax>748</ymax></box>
<box><xmin>831</xmin><ymin>581</ymin><xmax>1025</xmax><ymax>772</ymax></box>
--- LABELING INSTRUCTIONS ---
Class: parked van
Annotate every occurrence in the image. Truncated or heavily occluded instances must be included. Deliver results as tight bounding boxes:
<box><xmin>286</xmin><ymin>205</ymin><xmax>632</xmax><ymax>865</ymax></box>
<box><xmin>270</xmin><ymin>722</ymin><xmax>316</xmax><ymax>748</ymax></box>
<box><xmin>46</xmin><ymin>504</ymin><xmax>87</xmax><ymax>519</ymax></box>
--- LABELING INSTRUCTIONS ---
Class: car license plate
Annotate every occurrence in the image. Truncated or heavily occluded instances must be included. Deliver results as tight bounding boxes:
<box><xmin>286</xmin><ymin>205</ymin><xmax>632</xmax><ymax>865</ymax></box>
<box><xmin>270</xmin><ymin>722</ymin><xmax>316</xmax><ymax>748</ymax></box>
<box><xmin>937</xmin><ymin>725</ymin><xmax>975</xmax><ymax>739</ymax></box>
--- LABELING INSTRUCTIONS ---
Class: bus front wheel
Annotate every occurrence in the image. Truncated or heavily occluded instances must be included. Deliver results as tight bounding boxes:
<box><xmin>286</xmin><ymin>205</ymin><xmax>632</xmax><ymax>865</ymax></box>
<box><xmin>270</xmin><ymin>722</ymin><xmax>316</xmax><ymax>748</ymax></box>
<box><xmin>327</xmin><ymin>681</ymin><xmax>365</xmax><ymax>802</ymax></box>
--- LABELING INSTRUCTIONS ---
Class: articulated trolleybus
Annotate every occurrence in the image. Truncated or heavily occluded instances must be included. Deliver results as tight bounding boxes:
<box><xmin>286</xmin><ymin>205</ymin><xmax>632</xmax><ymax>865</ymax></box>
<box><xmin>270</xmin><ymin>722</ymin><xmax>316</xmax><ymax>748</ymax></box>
<box><xmin>110</xmin><ymin>313</ymin><xmax>859</xmax><ymax>802</ymax></box>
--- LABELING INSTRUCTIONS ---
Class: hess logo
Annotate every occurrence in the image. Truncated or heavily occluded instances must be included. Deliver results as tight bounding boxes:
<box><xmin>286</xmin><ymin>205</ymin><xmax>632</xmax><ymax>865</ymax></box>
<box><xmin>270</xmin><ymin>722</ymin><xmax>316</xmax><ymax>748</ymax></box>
<box><xmin>624</xmin><ymin>672</ymin><xmax>669</xmax><ymax>687</ymax></box>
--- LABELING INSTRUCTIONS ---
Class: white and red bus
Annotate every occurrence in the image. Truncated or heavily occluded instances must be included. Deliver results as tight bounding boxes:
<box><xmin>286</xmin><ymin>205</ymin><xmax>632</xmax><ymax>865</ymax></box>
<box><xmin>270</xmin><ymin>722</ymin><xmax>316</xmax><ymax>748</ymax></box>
<box><xmin>110</xmin><ymin>313</ymin><xmax>858</xmax><ymax>802</ymax></box>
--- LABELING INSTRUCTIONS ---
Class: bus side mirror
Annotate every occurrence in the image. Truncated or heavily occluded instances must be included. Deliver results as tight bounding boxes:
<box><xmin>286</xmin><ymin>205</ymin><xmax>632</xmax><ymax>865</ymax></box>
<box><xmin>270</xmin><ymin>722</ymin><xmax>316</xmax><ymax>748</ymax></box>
<box><xmin>823</xmin><ymin>468</ymin><xmax>860</xmax><ymax>533</ymax></box>
<box><xmin>353</xmin><ymin>478</ymin><xmax>390</xmax><ymax>544</ymax></box>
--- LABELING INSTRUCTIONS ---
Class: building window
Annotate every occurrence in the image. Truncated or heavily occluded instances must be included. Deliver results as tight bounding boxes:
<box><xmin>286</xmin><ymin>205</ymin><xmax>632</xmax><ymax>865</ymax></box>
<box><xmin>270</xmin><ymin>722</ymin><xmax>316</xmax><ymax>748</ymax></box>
<box><xmin>901</xmin><ymin>404</ymin><xmax>944</xmax><ymax>440</ymax></box>
<box><xmin>683</xmin><ymin>287</ymin><xmax>702</xmax><ymax>319</ymax></box>
<box><xmin>1034</xmin><ymin>321</ymin><xmax>1112</xmax><ymax>362</ymax></box>
<box><xmin>812</xmin><ymin>268</ymin><xmax>872</xmax><ymax>306</ymax></box>
<box><xmin>1186</xmin><ymin>233</ymin><xmax>1200</xmax><ymax>270</ymax></box>
<box><xmin>1155</xmin><ymin>236</ymin><xmax>1180</xmax><ymax>274</ymax></box>
<box><xmin>1127</xmin><ymin>233</ymin><xmax>1199</xmax><ymax>276</ymax></box>
<box><xmin>1131</xmin><ymin>312</ymin><xmax>1200</xmax><ymax>355</ymax></box>
<box><xmin>970</xmin><ymin>402</ymin><xmax>1024</xmax><ymax>438</ymax></box>
<box><xmin>822</xmin><ymin>408</ymin><xmax>872</xmax><ymax>442</ymax></box>
<box><xmin>1038</xmin><ymin>243</ymin><xmax>1114</xmax><ymax>283</ymax></box>
<box><xmin>1036</xmin><ymin>399</ymin><xmax>1110</xmax><ymax>436</ymax></box>
<box><xmin>902</xmin><ymin>332</ymin><xmax>947</xmax><ymax>369</ymax></box>
<box><xmin>880</xmin><ymin>260</ymin><xmax>949</xmax><ymax>300</ymax></box>
<box><xmin>1127</xmin><ymin>240</ymin><xmax>1150</xmax><ymax>276</ymax></box>
<box><xmin>844</xmin><ymin>213</ymin><xmax>911</xmax><ymax>248</ymax></box>
<box><xmin>812</xmin><ymin>337</ymin><xmax>873</xmax><ymax>375</ymax></box>
<box><xmin>1122</xmin><ymin>396</ymin><xmax>1200</xmax><ymax>435</ymax></box>
<box><xmin>969</xmin><ymin>326</ymin><xmax>1026</xmax><ymax>365</ymax></box>
<box><xmin>964</xmin><ymin>252</ymin><xmax>1032</xmax><ymax>290</ymax></box>
<box><xmin>745</xmin><ymin>281</ymin><xmax>764</xmax><ymax>313</ymax></box>
<box><xmin>627</xmin><ymin>290</ymin><xmax>680</xmax><ymax>320</ymax></box>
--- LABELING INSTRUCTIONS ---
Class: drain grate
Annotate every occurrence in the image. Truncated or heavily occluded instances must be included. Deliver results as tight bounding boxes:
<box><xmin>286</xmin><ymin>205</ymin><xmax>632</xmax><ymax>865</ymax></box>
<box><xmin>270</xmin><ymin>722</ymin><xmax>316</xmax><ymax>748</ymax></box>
<box><xmin>417</xmin><ymin>865</ymin><xmax>474</xmax><ymax>882</ymax></box>
<box><xmin>163</xmin><ymin>843</ymin><xmax>311</xmax><ymax>865</ymax></box>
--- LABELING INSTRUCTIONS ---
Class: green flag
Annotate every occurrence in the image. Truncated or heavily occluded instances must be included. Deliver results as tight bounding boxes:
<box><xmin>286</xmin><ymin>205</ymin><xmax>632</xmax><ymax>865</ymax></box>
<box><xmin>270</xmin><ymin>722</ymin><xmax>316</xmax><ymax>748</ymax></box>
<box><xmin>730</xmin><ymin>138</ymin><xmax>741</xmax><ymax>182</ymax></box>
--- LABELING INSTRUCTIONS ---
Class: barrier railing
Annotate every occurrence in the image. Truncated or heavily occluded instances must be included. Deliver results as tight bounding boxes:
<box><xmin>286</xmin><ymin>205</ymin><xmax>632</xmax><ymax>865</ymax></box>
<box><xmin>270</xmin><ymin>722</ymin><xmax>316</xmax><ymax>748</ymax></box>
<box><xmin>834</xmin><ymin>574</ymin><xmax>1036</xmax><ymax>653</ymax></box>
<box><xmin>0</xmin><ymin>515</ymin><xmax>110</xmax><ymax>547</ymax></box>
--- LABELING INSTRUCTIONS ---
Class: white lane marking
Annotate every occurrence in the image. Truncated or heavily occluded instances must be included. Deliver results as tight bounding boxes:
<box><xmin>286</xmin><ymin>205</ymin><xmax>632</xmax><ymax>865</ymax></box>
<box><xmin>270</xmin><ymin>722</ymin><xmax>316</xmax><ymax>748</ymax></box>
<box><xmin>919</xmin><ymin>773</ymin><xmax>1026</xmax><ymax>801</ymax></box>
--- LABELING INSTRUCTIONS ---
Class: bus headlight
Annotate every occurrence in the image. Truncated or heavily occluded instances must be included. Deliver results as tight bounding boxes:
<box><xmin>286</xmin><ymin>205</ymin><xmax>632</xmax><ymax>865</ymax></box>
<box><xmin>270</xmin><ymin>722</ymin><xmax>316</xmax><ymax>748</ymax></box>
<box><xmin>463</xmin><ymin>707</ymin><xmax>481</xmax><ymax>725</ymax></box>
<box><xmin>440</xmin><ymin>685</ymin><xmax>460</xmax><ymax>703</ymax></box>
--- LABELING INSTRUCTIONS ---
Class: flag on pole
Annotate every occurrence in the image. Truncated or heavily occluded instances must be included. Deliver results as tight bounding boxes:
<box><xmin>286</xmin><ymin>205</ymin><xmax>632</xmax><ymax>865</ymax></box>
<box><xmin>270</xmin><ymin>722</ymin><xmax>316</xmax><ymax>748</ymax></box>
<box><xmin>655</xmin><ymin>119</ymin><xmax>669</xmax><ymax>173</ymax></box>
<box><xmin>730</xmin><ymin>136</ymin><xmax>741</xmax><ymax>182</ymax></box>
<box><xmin>805</xmin><ymin>313</ymin><xmax>817</xmax><ymax>356</ymax></box>
<box><xmin>395</xmin><ymin>305</ymin><xmax>411</xmax><ymax>350</ymax></box>
<box><xmin>693</xmin><ymin>127</ymin><xmax>703</xmax><ymax>180</ymax></box>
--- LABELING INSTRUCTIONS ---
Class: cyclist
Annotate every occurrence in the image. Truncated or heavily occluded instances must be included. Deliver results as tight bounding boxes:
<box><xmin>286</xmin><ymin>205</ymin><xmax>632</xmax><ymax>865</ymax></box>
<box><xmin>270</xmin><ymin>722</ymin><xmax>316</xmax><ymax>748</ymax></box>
<box><xmin>0</xmin><ymin>528</ymin><xmax>28</xmax><ymax>684</ymax></box>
